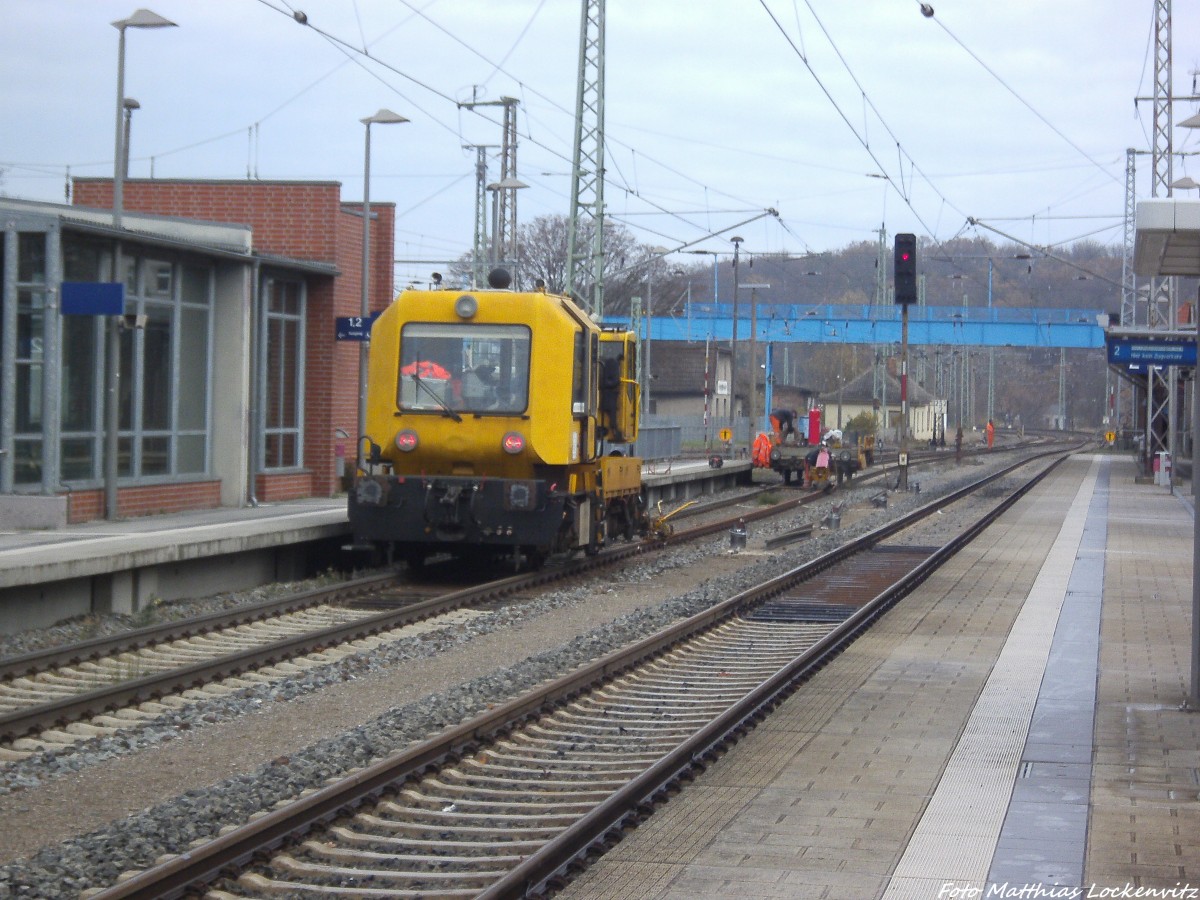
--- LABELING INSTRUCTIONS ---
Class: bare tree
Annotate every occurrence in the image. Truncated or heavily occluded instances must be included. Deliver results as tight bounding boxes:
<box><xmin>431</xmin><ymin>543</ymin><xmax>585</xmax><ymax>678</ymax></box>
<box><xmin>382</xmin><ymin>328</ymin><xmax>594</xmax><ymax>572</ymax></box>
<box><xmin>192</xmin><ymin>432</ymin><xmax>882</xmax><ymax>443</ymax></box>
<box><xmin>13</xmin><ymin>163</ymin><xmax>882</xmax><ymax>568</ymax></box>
<box><xmin>516</xmin><ymin>215</ymin><xmax>571</xmax><ymax>294</ymax></box>
<box><xmin>516</xmin><ymin>214</ymin><xmax>652</xmax><ymax>318</ymax></box>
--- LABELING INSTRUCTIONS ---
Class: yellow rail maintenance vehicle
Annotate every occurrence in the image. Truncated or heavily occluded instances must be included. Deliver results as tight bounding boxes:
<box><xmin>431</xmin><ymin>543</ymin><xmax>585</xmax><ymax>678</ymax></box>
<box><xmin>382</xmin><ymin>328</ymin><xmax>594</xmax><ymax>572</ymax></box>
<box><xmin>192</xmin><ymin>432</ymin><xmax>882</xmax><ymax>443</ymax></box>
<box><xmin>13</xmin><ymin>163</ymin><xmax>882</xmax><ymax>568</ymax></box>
<box><xmin>349</xmin><ymin>268</ymin><xmax>647</xmax><ymax>570</ymax></box>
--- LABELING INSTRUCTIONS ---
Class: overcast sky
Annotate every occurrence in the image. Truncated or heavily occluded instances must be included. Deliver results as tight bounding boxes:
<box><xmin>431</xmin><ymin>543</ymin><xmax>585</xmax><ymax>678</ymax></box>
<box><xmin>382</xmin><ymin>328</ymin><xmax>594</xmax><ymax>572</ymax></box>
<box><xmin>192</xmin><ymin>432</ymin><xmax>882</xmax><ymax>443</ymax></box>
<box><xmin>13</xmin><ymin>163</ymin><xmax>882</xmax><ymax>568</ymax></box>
<box><xmin>3</xmin><ymin>1</ymin><xmax>1199</xmax><ymax>285</ymax></box>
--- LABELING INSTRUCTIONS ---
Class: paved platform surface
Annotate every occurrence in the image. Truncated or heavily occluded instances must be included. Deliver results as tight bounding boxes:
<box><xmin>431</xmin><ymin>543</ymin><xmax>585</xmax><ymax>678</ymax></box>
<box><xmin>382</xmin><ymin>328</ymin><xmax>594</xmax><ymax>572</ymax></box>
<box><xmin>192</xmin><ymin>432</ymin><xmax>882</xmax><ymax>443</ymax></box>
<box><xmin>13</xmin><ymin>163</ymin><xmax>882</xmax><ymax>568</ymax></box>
<box><xmin>0</xmin><ymin>497</ymin><xmax>349</xmax><ymax>589</ymax></box>
<box><xmin>0</xmin><ymin>458</ymin><xmax>744</xmax><ymax>591</ymax></box>
<box><xmin>561</xmin><ymin>453</ymin><xmax>1200</xmax><ymax>899</ymax></box>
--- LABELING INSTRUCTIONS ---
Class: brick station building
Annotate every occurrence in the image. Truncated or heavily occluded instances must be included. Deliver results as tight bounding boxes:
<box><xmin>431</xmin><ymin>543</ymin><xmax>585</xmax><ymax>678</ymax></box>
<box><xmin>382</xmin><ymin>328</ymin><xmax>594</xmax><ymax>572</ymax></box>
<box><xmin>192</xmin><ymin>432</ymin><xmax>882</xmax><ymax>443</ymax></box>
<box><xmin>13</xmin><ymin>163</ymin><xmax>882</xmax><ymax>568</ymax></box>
<box><xmin>0</xmin><ymin>179</ymin><xmax>394</xmax><ymax>525</ymax></box>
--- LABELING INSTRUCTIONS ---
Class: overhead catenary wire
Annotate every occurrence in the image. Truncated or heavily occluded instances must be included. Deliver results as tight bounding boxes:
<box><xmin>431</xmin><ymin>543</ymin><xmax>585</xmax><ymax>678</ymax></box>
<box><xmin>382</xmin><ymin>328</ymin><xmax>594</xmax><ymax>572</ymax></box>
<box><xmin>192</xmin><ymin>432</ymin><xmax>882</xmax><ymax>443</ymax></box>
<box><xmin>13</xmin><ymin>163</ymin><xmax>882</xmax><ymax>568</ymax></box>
<box><xmin>967</xmin><ymin>217</ymin><xmax>1125</xmax><ymax>290</ymax></box>
<box><xmin>7</xmin><ymin>0</ymin><xmax>1150</xmax><ymax>260</ymax></box>
<box><xmin>382</xmin><ymin>0</ymin><xmax>787</xmax><ymax>248</ymax></box>
<box><xmin>773</xmin><ymin>0</ymin><xmax>1135</xmax><ymax>258</ymax></box>
<box><xmin>756</xmin><ymin>0</ymin><xmax>955</xmax><ymax>244</ymax></box>
<box><xmin>924</xmin><ymin>10</ymin><xmax>1121</xmax><ymax>187</ymax></box>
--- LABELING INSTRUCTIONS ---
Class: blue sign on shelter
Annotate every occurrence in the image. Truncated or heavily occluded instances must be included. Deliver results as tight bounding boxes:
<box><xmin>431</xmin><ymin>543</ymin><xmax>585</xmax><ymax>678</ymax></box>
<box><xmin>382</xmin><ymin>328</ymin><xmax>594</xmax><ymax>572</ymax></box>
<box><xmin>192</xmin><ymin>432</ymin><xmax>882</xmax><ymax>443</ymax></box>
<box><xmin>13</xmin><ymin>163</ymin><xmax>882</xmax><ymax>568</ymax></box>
<box><xmin>1107</xmin><ymin>336</ymin><xmax>1197</xmax><ymax>367</ymax></box>
<box><xmin>60</xmin><ymin>282</ymin><xmax>124</xmax><ymax>316</ymax></box>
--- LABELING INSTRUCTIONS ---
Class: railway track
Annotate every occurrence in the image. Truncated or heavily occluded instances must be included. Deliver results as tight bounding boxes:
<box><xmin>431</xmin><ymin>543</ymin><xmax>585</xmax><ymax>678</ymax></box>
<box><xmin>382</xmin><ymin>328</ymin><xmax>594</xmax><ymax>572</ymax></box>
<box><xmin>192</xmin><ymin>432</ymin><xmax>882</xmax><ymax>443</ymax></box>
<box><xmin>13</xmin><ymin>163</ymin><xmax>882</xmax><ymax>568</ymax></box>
<box><xmin>0</xmin><ymin>565</ymin><xmax>577</xmax><ymax>761</ymax></box>
<box><xmin>88</xmin><ymin>447</ymin><xmax>1070</xmax><ymax>899</ymax></box>
<box><xmin>0</xmin><ymin>482</ymin><xmax>809</xmax><ymax>761</ymax></box>
<box><xmin>0</xmin><ymin>442</ymin><xmax>1067</xmax><ymax>764</ymax></box>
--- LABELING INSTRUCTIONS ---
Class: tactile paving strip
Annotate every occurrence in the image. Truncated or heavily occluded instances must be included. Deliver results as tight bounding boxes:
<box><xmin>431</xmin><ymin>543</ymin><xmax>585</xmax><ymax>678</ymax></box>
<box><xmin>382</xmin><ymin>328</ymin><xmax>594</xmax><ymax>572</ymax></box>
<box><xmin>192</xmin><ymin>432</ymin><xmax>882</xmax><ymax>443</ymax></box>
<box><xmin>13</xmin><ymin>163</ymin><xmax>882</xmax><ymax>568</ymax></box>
<box><xmin>880</xmin><ymin>457</ymin><xmax>1100</xmax><ymax>897</ymax></box>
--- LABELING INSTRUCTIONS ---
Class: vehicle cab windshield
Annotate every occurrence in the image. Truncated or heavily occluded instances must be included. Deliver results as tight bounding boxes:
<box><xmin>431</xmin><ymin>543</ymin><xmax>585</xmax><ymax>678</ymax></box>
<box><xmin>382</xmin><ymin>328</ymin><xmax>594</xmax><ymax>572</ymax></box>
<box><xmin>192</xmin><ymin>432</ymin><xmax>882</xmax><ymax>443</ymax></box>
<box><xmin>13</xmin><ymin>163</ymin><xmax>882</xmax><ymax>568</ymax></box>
<box><xmin>397</xmin><ymin>322</ymin><xmax>531</xmax><ymax>415</ymax></box>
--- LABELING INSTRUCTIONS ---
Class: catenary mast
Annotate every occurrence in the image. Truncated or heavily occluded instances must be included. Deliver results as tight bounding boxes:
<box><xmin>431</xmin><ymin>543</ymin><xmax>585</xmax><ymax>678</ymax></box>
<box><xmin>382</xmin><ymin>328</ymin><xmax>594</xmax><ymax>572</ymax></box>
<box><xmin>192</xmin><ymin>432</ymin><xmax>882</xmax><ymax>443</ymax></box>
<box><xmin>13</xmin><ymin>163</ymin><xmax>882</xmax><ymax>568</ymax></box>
<box><xmin>566</xmin><ymin>0</ymin><xmax>606</xmax><ymax>316</ymax></box>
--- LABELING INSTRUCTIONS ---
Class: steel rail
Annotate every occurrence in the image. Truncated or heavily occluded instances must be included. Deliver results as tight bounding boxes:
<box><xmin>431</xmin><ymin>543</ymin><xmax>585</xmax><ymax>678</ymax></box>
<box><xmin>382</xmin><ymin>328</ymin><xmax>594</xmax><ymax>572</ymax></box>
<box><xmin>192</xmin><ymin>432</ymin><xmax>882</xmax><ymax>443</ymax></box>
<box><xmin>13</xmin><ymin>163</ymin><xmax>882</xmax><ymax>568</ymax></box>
<box><xmin>0</xmin><ymin>484</ymin><xmax>795</xmax><ymax>744</ymax></box>
<box><xmin>88</xmin><ymin>446</ymin><xmax>1070</xmax><ymax>900</ymax></box>
<box><xmin>3</xmin><ymin>443</ymin><xmax>1076</xmax><ymax>745</ymax></box>
<box><xmin>0</xmin><ymin>571</ymin><xmax>401</xmax><ymax>682</ymax></box>
<box><xmin>0</xmin><ymin>558</ymin><xmax>592</xmax><ymax>743</ymax></box>
<box><xmin>0</xmin><ymin>476</ymin><xmax>770</xmax><ymax>684</ymax></box>
<box><xmin>485</xmin><ymin>450</ymin><xmax>1068</xmax><ymax>897</ymax></box>
<box><xmin>0</xmin><ymin>434</ymin><xmax>1059</xmax><ymax>686</ymax></box>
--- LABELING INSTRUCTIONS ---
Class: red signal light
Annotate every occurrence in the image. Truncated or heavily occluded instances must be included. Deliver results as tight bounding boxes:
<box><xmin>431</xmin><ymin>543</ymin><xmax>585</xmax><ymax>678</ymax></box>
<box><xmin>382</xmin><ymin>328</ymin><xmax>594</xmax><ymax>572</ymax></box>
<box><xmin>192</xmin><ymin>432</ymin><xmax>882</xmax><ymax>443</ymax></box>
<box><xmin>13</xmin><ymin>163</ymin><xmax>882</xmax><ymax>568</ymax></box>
<box><xmin>894</xmin><ymin>233</ymin><xmax>917</xmax><ymax>304</ymax></box>
<box><xmin>502</xmin><ymin>432</ymin><xmax>526</xmax><ymax>454</ymax></box>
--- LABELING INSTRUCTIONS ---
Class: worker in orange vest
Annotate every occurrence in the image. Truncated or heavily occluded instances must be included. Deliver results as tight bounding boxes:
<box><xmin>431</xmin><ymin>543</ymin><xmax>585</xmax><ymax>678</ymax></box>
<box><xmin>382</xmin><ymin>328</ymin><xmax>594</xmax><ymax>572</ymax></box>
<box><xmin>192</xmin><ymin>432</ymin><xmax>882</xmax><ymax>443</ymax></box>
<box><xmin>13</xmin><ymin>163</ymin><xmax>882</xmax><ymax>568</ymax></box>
<box><xmin>769</xmin><ymin>408</ymin><xmax>798</xmax><ymax>444</ymax></box>
<box><xmin>752</xmin><ymin>432</ymin><xmax>773</xmax><ymax>468</ymax></box>
<box><xmin>986</xmin><ymin>419</ymin><xmax>995</xmax><ymax>449</ymax></box>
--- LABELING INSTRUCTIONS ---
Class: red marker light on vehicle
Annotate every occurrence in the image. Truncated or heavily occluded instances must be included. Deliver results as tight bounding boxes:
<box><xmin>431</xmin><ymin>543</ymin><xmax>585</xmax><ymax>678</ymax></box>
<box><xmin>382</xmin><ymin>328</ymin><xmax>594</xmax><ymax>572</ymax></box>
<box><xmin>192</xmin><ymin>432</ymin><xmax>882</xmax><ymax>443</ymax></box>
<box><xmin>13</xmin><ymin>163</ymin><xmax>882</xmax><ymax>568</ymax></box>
<box><xmin>395</xmin><ymin>430</ymin><xmax>418</xmax><ymax>452</ymax></box>
<box><xmin>501</xmin><ymin>432</ymin><xmax>526</xmax><ymax>454</ymax></box>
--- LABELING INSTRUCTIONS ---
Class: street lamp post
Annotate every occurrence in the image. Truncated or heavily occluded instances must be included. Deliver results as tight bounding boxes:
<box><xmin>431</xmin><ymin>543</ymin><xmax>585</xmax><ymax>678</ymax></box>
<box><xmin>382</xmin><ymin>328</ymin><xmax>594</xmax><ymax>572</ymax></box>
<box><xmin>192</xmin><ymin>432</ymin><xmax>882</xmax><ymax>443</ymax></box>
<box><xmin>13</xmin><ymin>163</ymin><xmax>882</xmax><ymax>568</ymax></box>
<box><xmin>644</xmin><ymin>274</ymin><xmax>653</xmax><ymax>413</ymax></box>
<box><xmin>486</xmin><ymin>176</ymin><xmax>528</xmax><ymax>276</ymax></box>
<box><xmin>112</xmin><ymin>9</ymin><xmax>174</xmax><ymax>230</ymax></box>
<box><xmin>121</xmin><ymin>97</ymin><xmax>140</xmax><ymax>180</ymax></box>
<box><xmin>739</xmin><ymin>282</ymin><xmax>770</xmax><ymax>444</ymax></box>
<box><xmin>358</xmin><ymin>109</ymin><xmax>409</xmax><ymax>473</ymax></box>
<box><xmin>107</xmin><ymin>8</ymin><xmax>176</xmax><ymax>521</ymax></box>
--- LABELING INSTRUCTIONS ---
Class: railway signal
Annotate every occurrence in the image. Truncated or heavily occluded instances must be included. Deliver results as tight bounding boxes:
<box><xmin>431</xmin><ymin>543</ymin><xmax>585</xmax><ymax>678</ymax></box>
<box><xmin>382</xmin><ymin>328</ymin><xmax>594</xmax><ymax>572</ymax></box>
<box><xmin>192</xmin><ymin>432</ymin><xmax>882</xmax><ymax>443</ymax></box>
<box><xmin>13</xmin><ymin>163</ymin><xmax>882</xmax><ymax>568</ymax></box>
<box><xmin>893</xmin><ymin>232</ymin><xmax>918</xmax><ymax>490</ymax></box>
<box><xmin>894</xmin><ymin>233</ymin><xmax>917</xmax><ymax>305</ymax></box>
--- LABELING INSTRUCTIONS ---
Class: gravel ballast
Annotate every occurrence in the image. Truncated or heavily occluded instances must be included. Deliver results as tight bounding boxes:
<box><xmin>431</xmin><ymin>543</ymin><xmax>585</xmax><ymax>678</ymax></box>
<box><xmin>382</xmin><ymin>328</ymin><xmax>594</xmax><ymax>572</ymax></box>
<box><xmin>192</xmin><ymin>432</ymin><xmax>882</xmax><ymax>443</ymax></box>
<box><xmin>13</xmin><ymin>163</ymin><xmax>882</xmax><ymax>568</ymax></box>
<box><xmin>0</xmin><ymin>452</ymin><xmax>1055</xmax><ymax>896</ymax></box>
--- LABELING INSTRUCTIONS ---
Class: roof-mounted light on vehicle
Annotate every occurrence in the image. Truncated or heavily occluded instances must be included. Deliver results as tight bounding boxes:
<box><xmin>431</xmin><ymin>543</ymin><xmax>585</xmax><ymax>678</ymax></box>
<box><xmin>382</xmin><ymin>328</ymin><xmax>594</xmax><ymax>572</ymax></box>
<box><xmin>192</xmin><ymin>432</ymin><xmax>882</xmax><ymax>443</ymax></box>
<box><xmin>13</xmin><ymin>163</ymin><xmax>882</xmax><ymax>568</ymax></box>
<box><xmin>395</xmin><ymin>429</ymin><xmax>419</xmax><ymax>452</ymax></box>
<box><xmin>501</xmin><ymin>431</ymin><xmax>525</xmax><ymax>455</ymax></box>
<box><xmin>455</xmin><ymin>294</ymin><xmax>478</xmax><ymax>319</ymax></box>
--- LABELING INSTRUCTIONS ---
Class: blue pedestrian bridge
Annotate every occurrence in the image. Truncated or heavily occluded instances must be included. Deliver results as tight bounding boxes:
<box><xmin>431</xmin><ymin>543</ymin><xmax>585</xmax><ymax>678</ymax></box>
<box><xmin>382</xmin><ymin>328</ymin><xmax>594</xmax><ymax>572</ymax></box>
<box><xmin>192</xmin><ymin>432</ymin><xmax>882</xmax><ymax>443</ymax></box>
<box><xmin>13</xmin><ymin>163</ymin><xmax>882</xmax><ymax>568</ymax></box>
<box><xmin>611</xmin><ymin>303</ymin><xmax>1109</xmax><ymax>349</ymax></box>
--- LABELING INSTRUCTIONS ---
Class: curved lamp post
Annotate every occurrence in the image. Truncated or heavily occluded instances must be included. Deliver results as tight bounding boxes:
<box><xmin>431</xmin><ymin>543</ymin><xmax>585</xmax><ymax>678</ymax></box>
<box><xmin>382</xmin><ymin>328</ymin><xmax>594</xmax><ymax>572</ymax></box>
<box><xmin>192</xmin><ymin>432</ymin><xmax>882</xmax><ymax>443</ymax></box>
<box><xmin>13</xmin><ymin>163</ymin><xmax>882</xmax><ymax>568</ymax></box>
<box><xmin>106</xmin><ymin>8</ymin><xmax>176</xmax><ymax>521</ymax></box>
<box><xmin>357</xmin><ymin>109</ymin><xmax>409</xmax><ymax>472</ymax></box>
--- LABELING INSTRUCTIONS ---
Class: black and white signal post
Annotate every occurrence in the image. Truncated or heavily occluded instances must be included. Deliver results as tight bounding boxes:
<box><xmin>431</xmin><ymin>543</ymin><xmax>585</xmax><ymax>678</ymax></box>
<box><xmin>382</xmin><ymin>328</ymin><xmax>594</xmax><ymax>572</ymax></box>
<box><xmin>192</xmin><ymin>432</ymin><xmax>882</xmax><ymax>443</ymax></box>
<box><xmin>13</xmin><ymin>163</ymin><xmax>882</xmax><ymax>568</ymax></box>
<box><xmin>894</xmin><ymin>234</ymin><xmax>917</xmax><ymax>491</ymax></box>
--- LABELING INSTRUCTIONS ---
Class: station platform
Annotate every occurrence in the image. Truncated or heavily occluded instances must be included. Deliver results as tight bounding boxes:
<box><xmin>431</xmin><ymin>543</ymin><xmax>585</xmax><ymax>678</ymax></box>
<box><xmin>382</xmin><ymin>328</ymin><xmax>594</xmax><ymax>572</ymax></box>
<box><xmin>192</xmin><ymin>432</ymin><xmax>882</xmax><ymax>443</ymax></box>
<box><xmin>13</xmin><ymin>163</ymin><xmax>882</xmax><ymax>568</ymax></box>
<box><xmin>0</xmin><ymin>496</ymin><xmax>351</xmax><ymax>632</ymax></box>
<box><xmin>0</xmin><ymin>495</ymin><xmax>349</xmax><ymax>588</ymax></box>
<box><xmin>561</xmin><ymin>453</ymin><xmax>1200</xmax><ymax>899</ymax></box>
<box><xmin>0</xmin><ymin>457</ymin><xmax>750</xmax><ymax>632</ymax></box>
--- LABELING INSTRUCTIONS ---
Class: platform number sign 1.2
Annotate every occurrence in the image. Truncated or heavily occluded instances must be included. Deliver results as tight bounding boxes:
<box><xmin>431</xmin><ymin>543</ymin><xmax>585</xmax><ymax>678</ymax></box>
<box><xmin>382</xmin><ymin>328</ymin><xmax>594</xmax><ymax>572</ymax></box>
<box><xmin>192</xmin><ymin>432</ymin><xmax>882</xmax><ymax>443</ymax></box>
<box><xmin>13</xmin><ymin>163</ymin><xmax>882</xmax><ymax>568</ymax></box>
<box><xmin>335</xmin><ymin>312</ymin><xmax>379</xmax><ymax>341</ymax></box>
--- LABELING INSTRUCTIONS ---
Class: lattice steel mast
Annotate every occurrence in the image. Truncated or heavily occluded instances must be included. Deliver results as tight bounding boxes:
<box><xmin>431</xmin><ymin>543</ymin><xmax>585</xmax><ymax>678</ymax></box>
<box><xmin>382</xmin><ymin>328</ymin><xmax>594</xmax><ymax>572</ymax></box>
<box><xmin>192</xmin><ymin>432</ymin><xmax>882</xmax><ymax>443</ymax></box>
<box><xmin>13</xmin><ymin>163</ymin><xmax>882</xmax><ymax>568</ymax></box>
<box><xmin>460</xmin><ymin>96</ymin><xmax>520</xmax><ymax>281</ymax></box>
<box><xmin>566</xmin><ymin>0</ymin><xmax>606</xmax><ymax>315</ymax></box>
<box><xmin>1146</xmin><ymin>0</ymin><xmax>1174</xmax><ymax>468</ymax></box>
<box><xmin>1121</xmin><ymin>148</ymin><xmax>1138</xmax><ymax>328</ymax></box>
<box><xmin>464</xmin><ymin>144</ymin><xmax>494</xmax><ymax>288</ymax></box>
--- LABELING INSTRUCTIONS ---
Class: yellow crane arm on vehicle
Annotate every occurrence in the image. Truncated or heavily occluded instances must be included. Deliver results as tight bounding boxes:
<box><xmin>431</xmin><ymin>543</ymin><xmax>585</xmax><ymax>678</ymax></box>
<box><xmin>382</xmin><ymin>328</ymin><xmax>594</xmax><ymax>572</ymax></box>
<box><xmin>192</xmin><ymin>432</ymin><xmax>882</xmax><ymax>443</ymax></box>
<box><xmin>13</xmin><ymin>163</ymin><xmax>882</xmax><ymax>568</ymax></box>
<box><xmin>650</xmin><ymin>499</ymin><xmax>699</xmax><ymax>539</ymax></box>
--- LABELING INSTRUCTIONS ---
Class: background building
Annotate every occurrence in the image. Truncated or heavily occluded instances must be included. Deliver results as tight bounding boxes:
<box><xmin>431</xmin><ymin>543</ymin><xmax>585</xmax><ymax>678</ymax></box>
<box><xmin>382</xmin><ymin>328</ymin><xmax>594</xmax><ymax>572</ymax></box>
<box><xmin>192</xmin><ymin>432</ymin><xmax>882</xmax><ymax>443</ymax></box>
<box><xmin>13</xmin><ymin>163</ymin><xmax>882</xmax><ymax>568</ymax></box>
<box><xmin>641</xmin><ymin>341</ymin><xmax>733</xmax><ymax>421</ymax></box>
<box><xmin>0</xmin><ymin>179</ymin><xmax>393</xmax><ymax>525</ymax></box>
<box><xmin>824</xmin><ymin>368</ymin><xmax>944</xmax><ymax>444</ymax></box>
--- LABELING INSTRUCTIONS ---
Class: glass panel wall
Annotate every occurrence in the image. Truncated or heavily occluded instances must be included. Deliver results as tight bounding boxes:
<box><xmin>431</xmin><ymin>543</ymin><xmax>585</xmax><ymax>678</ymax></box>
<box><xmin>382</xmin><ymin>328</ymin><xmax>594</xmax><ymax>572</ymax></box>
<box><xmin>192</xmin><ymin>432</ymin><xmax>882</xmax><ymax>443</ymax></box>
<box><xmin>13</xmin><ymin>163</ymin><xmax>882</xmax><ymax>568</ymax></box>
<box><xmin>57</xmin><ymin>243</ymin><xmax>213</xmax><ymax>486</ymax></box>
<box><xmin>14</xmin><ymin>233</ymin><xmax>46</xmax><ymax>485</ymax></box>
<box><xmin>2</xmin><ymin>230</ymin><xmax>217</xmax><ymax>496</ymax></box>
<box><xmin>263</xmin><ymin>277</ymin><xmax>304</xmax><ymax>469</ymax></box>
<box><xmin>176</xmin><ymin>262</ymin><xmax>210</xmax><ymax>474</ymax></box>
<box><xmin>58</xmin><ymin>240</ymin><xmax>105</xmax><ymax>482</ymax></box>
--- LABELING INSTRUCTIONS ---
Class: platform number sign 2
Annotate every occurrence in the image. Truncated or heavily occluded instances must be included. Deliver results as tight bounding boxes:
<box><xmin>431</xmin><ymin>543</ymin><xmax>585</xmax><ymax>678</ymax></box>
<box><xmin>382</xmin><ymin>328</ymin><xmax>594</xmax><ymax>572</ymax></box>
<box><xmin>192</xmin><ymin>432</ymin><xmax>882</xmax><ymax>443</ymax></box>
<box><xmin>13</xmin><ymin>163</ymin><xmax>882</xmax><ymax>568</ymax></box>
<box><xmin>894</xmin><ymin>233</ymin><xmax>917</xmax><ymax>305</ymax></box>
